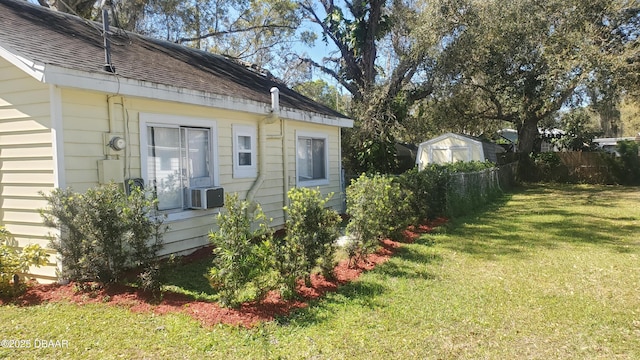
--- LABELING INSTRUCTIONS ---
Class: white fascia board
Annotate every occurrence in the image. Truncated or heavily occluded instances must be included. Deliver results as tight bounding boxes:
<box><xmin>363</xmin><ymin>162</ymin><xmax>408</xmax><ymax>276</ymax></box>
<box><xmin>278</xmin><ymin>108</ymin><xmax>353</xmax><ymax>128</ymax></box>
<box><xmin>43</xmin><ymin>65</ymin><xmax>269</xmax><ymax>113</ymax></box>
<box><xmin>0</xmin><ymin>44</ymin><xmax>45</xmax><ymax>81</ymax></box>
<box><xmin>42</xmin><ymin>64</ymin><xmax>354</xmax><ymax>128</ymax></box>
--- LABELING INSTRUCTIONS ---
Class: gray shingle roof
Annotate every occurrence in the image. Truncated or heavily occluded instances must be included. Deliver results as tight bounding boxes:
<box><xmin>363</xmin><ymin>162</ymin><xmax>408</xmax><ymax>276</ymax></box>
<box><xmin>0</xmin><ymin>0</ymin><xmax>348</xmax><ymax>120</ymax></box>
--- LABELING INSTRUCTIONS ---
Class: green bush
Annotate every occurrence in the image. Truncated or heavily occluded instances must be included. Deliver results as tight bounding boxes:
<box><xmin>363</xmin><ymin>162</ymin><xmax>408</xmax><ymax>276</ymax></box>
<box><xmin>613</xmin><ymin>140</ymin><xmax>640</xmax><ymax>185</ymax></box>
<box><xmin>40</xmin><ymin>183</ymin><xmax>165</xmax><ymax>283</ymax></box>
<box><xmin>530</xmin><ymin>152</ymin><xmax>568</xmax><ymax>182</ymax></box>
<box><xmin>275</xmin><ymin>188</ymin><xmax>341</xmax><ymax>298</ymax></box>
<box><xmin>208</xmin><ymin>193</ymin><xmax>275</xmax><ymax>307</ymax></box>
<box><xmin>399</xmin><ymin>161</ymin><xmax>500</xmax><ymax>219</ymax></box>
<box><xmin>0</xmin><ymin>226</ymin><xmax>48</xmax><ymax>298</ymax></box>
<box><xmin>443</xmin><ymin>160</ymin><xmax>496</xmax><ymax>173</ymax></box>
<box><xmin>399</xmin><ymin>166</ymin><xmax>449</xmax><ymax>220</ymax></box>
<box><xmin>346</xmin><ymin>174</ymin><xmax>412</xmax><ymax>262</ymax></box>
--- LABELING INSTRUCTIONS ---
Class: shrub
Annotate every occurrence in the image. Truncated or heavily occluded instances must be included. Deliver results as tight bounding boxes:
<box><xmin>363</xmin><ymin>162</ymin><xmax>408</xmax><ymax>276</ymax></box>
<box><xmin>275</xmin><ymin>188</ymin><xmax>341</xmax><ymax>298</ymax></box>
<box><xmin>0</xmin><ymin>226</ymin><xmax>48</xmax><ymax>298</ymax></box>
<box><xmin>613</xmin><ymin>140</ymin><xmax>640</xmax><ymax>185</ymax></box>
<box><xmin>400</xmin><ymin>161</ymin><xmax>499</xmax><ymax>220</ymax></box>
<box><xmin>444</xmin><ymin>160</ymin><xmax>496</xmax><ymax>173</ymax></box>
<box><xmin>531</xmin><ymin>152</ymin><xmax>568</xmax><ymax>182</ymax></box>
<box><xmin>399</xmin><ymin>166</ymin><xmax>449</xmax><ymax>220</ymax></box>
<box><xmin>346</xmin><ymin>174</ymin><xmax>412</xmax><ymax>262</ymax></box>
<box><xmin>208</xmin><ymin>193</ymin><xmax>275</xmax><ymax>307</ymax></box>
<box><xmin>137</xmin><ymin>263</ymin><xmax>163</xmax><ymax>300</ymax></box>
<box><xmin>40</xmin><ymin>183</ymin><xmax>165</xmax><ymax>283</ymax></box>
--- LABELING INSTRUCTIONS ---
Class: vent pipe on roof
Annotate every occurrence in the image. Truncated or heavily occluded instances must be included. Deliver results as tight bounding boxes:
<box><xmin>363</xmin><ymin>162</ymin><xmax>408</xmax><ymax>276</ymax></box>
<box><xmin>270</xmin><ymin>87</ymin><xmax>280</xmax><ymax>114</ymax></box>
<box><xmin>102</xmin><ymin>7</ymin><xmax>115</xmax><ymax>73</ymax></box>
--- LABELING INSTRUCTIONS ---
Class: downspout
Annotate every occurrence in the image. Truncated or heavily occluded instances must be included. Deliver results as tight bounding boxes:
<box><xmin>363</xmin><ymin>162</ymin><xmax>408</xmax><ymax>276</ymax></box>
<box><xmin>247</xmin><ymin>87</ymin><xmax>280</xmax><ymax>211</ymax></box>
<box><xmin>281</xmin><ymin>118</ymin><xmax>289</xmax><ymax>219</ymax></box>
<box><xmin>50</xmin><ymin>84</ymin><xmax>68</xmax><ymax>284</ymax></box>
<box><xmin>339</xmin><ymin>127</ymin><xmax>345</xmax><ymax>213</ymax></box>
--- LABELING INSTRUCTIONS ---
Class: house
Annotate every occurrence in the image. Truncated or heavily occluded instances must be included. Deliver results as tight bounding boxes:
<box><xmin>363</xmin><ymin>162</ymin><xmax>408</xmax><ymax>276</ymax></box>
<box><xmin>0</xmin><ymin>0</ymin><xmax>353</xmax><ymax>282</ymax></box>
<box><xmin>415</xmin><ymin>133</ymin><xmax>505</xmax><ymax>170</ymax></box>
<box><xmin>593</xmin><ymin>137</ymin><xmax>639</xmax><ymax>156</ymax></box>
<box><xmin>497</xmin><ymin>128</ymin><xmax>565</xmax><ymax>152</ymax></box>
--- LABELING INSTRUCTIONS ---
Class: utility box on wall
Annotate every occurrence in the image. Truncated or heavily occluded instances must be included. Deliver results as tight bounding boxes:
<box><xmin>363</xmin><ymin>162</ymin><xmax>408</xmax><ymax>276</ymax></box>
<box><xmin>98</xmin><ymin>159</ymin><xmax>124</xmax><ymax>184</ymax></box>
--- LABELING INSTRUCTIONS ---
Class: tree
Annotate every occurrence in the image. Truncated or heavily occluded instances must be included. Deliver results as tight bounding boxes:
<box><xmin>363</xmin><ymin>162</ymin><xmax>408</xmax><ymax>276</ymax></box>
<box><xmin>423</xmin><ymin>0</ymin><xmax>638</xmax><ymax>162</ymax></box>
<box><xmin>620</xmin><ymin>97</ymin><xmax>640</xmax><ymax>136</ymax></box>
<box><xmin>155</xmin><ymin>0</ymin><xmax>302</xmax><ymax>70</ymax></box>
<box><xmin>297</xmin><ymin>0</ymin><xmax>459</xmax><ymax>173</ymax></box>
<box><xmin>35</xmin><ymin>0</ymin><xmax>96</xmax><ymax>18</ymax></box>
<box><xmin>293</xmin><ymin>79</ymin><xmax>348</xmax><ymax>113</ymax></box>
<box><xmin>33</xmin><ymin>0</ymin><xmax>304</xmax><ymax>70</ymax></box>
<box><xmin>553</xmin><ymin>108</ymin><xmax>602</xmax><ymax>151</ymax></box>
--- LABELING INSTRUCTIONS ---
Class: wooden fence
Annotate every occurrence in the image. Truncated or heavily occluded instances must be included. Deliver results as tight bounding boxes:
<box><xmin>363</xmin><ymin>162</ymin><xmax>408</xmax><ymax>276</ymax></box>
<box><xmin>555</xmin><ymin>152</ymin><xmax>616</xmax><ymax>184</ymax></box>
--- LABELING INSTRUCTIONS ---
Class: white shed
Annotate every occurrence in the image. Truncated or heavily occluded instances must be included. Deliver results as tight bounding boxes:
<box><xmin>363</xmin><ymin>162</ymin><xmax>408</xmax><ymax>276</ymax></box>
<box><xmin>415</xmin><ymin>133</ymin><xmax>505</xmax><ymax>170</ymax></box>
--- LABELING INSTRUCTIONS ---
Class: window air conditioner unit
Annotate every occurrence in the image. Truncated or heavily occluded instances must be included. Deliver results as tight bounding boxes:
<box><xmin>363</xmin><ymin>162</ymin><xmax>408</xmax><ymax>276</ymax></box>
<box><xmin>188</xmin><ymin>187</ymin><xmax>224</xmax><ymax>209</ymax></box>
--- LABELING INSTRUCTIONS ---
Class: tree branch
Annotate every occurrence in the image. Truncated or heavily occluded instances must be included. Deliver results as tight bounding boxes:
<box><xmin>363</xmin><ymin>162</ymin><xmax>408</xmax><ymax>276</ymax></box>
<box><xmin>296</xmin><ymin>55</ymin><xmax>360</xmax><ymax>97</ymax></box>
<box><xmin>385</xmin><ymin>55</ymin><xmax>419</xmax><ymax>100</ymax></box>
<box><xmin>176</xmin><ymin>24</ymin><xmax>297</xmax><ymax>44</ymax></box>
<box><xmin>300</xmin><ymin>2</ymin><xmax>364</xmax><ymax>90</ymax></box>
<box><xmin>539</xmin><ymin>83</ymin><xmax>578</xmax><ymax>120</ymax></box>
<box><xmin>405</xmin><ymin>82</ymin><xmax>434</xmax><ymax>104</ymax></box>
<box><xmin>469</xmin><ymin>82</ymin><xmax>517</xmax><ymax>123</ymax></box>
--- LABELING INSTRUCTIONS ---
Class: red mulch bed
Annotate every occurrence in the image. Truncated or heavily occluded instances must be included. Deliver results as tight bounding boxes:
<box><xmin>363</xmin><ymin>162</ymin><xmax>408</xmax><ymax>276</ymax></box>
<box><xmin>1</xmin><ymin>218</ymin><xmax>446</xmax><ymax>328</ymax></box>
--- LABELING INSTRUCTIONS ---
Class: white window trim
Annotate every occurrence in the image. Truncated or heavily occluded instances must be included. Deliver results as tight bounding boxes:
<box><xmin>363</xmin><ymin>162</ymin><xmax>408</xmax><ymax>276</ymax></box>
<box><xmin>139</xmin><ymin>113</ymin><xmax>219</xmax><ymax>221</ymax></box>
<box><xmin>232</xmin><ymin>124</ymin><xmax>257</xmax><ymax>178</ymax></box>
<box><xmin>295</xmin><ymin>130</ymin><xmax>330</xmax><ymax>187</ymax></box>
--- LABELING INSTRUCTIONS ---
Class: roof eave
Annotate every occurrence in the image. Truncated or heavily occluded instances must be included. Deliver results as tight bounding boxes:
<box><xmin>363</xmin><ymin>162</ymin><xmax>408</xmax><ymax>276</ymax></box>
<box><xmin>420</xmin><ymin>132</ymin><xmax>481</xmax><ymax>146</ymax></box>
<box><xmin>43</xmin><ymin>65</ymin><xmax>354</xmax><ymax>128</ymax></box>
<box><xmin>0</xmin><ymin>44</ymin><xmax>45</xmax><ymax>81</ymax></box>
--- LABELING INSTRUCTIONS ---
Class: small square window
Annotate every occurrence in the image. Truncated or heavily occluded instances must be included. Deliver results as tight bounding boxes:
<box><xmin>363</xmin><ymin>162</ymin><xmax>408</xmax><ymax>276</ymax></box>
<box><xmin>238</xmin><ymin>152</ymin><xmax>252</xmax><ymax>166</ymax></box>
<box><xmin>238</xmin><ymin>135</ymin><xmax>251</xmax><ymax>151</ymax></box>
<box><xmin>233</xmin><ymin>125</ymin><xmax>257</xmax><ymax>178</ymax></box>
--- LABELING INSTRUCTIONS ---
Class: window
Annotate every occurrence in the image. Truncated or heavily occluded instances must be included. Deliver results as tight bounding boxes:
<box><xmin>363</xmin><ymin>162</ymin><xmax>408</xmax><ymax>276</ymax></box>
<box><xmin>145</xmin><ymin>122</ymin><xmax>214</xmax><ymax>211</ymax></box>
<box><xmin>296</xmin><ymin>131</ymin><xmax>329</xmax><ymax>186</ymax></box>
<box><xmin>232</xmin><ymin>125</ymin><xmax>257</xmax><ymax>178</ymax></box>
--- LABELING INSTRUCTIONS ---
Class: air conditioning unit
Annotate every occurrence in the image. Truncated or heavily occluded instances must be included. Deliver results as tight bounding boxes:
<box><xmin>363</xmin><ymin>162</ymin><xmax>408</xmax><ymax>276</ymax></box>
<box><xmin>188</xmin><ymin>187</ymin><xmax>224</xmax><ymax>209</ymax></box>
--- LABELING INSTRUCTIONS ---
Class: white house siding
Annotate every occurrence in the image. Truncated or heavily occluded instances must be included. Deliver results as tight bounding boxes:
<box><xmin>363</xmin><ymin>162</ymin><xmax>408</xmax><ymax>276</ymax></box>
<box><xmin>57</xmin><ymin>92</ymin><xmax>340</xmax><ymax>259</ymax></box>
<box><xmin>1</xmin><ymin>78</ymin><xmax>347</xmax><ymax>281</ymax></box>
<box><xmin>284</xmin><ymin>121</ymin><xmax>344</xmax><ymax>212</ymax></box>
<box><xmin>129</xmin><ymin>97</ymin><xmax>282</xmax><ymax>256</ymax></box>
<box><xmin>0</xmin><ymin>57</ymin><xmax>57</xmax><ymax>281</ymax></box>
<box><xmin>59</xmin><ymin>89</ymin><xmax>111</xmax><ymax>191</ymax></box>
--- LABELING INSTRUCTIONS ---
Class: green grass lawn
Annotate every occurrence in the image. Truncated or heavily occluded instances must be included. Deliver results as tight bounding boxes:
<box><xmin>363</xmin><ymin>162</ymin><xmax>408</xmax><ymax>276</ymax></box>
<box><xmin>2</xmin><ymin>183</ymin><xmax>639</xmax><ymax>359</ymax></box>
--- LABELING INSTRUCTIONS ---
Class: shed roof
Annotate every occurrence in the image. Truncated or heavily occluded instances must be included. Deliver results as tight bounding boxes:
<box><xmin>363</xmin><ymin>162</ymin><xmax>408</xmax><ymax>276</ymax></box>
<box><xmin>419</xmin><ymin>132</ymin><xmax>505</xmax><ymax>163</ymax></box>
<box><xmin>0</xmin><ymin>0</ymin><xmax>351</xmax><ymax>126</ymax></box>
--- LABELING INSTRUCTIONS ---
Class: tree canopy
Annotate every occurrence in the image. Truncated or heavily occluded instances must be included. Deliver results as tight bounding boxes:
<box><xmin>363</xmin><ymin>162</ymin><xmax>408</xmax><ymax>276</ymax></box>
<box><xmin>414</xmin><ymin>0</ymin><xmax>639</xmax><ymax>156</ymax></box>
<box><xmin>33</xmin><ymin>0</ymin><xmax>304</xmax><ymax>70</ymax></box>
<box><xmin>32</xmin><ymin>0</ymin><xmax>640</xmax><ymax>174</ymax></box>
<box><xmin>297</xmin><ymin>0</ymin><xmax>462</xmax><ymax>172</ymax></box>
